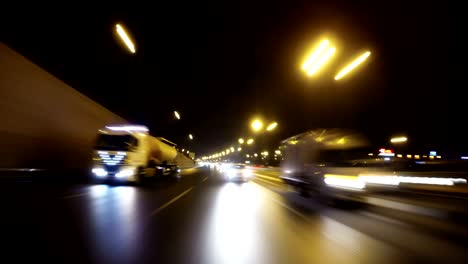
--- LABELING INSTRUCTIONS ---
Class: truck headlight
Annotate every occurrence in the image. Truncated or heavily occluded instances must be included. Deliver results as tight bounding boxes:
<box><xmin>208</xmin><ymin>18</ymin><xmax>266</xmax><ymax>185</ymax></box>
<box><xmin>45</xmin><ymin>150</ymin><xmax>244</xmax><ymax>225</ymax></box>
<box><xmin>92</xmin><ymin>168</ymin><xmax>108</xmax><ymax>177</ymax></box>
<box><xmin>116</xmin><ymin>168</ymin><xmax>135</xmax><ymax>178</ymax></box>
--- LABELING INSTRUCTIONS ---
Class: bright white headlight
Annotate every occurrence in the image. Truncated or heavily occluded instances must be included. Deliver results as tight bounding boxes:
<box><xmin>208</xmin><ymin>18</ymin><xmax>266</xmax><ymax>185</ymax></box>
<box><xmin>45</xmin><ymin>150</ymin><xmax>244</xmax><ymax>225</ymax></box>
<box><xmin>92</xmin><ymin>168</ymin><xmax>108</xmax><ymax>177</ymax></box>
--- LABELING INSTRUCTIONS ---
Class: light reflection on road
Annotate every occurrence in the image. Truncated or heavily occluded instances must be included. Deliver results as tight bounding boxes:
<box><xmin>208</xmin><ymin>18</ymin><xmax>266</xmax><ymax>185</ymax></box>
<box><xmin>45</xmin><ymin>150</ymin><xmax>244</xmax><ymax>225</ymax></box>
<box><xmin>208</xmin><ymin>182</ymin><xmax>264</xmax><ymax>264</ymax></box>
<box><xmin>88</xmin><ymin>185</ymin><xmax>139</xmax><ymax>263</ymax></box>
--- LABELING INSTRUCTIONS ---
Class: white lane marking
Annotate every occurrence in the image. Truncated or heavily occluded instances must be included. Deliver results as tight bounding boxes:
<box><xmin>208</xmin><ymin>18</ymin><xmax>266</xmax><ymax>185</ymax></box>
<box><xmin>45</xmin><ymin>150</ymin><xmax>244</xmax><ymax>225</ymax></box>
<box><xmin>151</xmin><ymin>187</ymin><xmax>194</xmax><ymax>216</ymax></box>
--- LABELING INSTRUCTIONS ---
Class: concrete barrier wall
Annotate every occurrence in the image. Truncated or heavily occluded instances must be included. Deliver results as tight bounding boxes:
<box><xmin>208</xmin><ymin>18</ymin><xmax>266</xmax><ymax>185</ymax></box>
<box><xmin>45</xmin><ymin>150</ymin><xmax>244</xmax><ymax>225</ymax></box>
<box><xmin>0</xmin><ymin>43</ymin><xmax>126</xmax><ymax>169</ymax></box>
<box><xmin>175</xmin><ymin>154</ymin><xmax>196</xmax><ymax>168</ymax></box>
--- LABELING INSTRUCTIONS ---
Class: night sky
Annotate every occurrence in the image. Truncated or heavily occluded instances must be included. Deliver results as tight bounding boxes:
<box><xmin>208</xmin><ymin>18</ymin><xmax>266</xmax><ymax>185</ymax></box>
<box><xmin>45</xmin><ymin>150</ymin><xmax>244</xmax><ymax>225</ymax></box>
<box><xmin>1</xmin><ymin>1</ymin><xmax>465</xmax><ymax>155</ymax></box>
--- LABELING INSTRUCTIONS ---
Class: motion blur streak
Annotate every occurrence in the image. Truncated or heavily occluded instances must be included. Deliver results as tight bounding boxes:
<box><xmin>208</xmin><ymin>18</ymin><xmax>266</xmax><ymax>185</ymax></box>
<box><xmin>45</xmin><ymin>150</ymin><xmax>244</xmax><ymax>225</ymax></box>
<box><xmin>208</xmin><ymin>183</ymin><xmax>262</xmax><ymax>264</ymax></box>
<box><xmin>324</xmin><ymin>174</ymin><xmax>366</xmax><ymax>189</ymax></box>
<box><xmin>334</xmin><ymin>51</ymin><xmax>371</xmax><ymax>80</ymax></box>
<box><xmin>359</xmin><ymin>175</ymin><xmax>466</xmax><ymax>186</ymax></box>
<box><xmin>116</xmin><ymin>24</ymin><xmax>136</xmax><ymax>53</ymax></box>
<box><xmin>307</xmin><ymin>47</ymin><xmax>336</xmax><ymax>76</ymax></box>
<box><xmin>301</xmin><ymin>39</ymin><xmax>330</xmax><ymax>71</ymax></box>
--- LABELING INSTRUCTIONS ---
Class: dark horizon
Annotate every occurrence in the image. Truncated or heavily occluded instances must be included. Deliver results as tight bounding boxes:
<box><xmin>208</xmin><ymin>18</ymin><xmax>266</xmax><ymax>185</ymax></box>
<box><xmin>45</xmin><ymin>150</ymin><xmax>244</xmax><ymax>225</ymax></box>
<box><xmin>2</xmin><ymin>1</ymin><xmax>464</xmax><ymax>155</ymax></box>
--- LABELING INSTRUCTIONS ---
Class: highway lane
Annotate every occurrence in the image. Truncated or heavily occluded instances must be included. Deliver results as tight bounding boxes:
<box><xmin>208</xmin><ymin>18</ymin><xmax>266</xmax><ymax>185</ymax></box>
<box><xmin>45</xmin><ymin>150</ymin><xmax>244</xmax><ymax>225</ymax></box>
<box><xmin>1</xmin><ymin>167</ymin><xmax>467</xmax><ymax>263</ymax></box>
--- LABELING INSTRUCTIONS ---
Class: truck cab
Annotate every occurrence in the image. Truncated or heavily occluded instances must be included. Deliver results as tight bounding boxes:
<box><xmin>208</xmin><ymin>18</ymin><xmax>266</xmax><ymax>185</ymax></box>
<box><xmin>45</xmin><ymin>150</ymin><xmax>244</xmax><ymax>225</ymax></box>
<box><xmin>91</xmin><ymin>125</ymin><xmax>150</xmax><ymax>183</ymax></box>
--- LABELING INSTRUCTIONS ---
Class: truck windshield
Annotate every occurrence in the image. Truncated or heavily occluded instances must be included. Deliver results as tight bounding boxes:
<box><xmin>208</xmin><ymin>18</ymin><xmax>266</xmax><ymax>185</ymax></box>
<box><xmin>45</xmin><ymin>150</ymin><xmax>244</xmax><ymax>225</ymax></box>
<box><xmin>94</xmin><ymin>134</ymin><xmax>138</xmax><ymax>151</ymax></box>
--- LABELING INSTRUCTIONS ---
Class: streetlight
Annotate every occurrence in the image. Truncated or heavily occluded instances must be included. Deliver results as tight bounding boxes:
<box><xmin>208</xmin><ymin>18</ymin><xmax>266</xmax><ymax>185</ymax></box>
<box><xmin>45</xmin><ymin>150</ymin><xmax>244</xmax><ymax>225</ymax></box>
<box><xmin>247</xmin><ymin>138</ymin><xmax>254</xmax><ymax>145</ymax></box>
<box><xmin>302</xmin><ymin>39</ymin><xmax>336</xmax><ymax>76</ymax></box>
<box><xmin>390</xmin><ymin>136</ymin><xmax>408</xmax><ymax>143</ymax></box>
<box><xmin>115</xmin><ymin>24</ymin><xmax>136</xmax><ymax>53</ymax></box>
<box><xmin>188</xmin><ymin>134</ymin><xmax>193</xmax><ymax>140</ymax></box>
<box><xmin>251</xmin><ymin>119</ymin><xmax>263</xmax><ymax>132</ymax></box>
<box><xmin>230</xmin><ymin>147</ymin><xmax>235</xmax><ymax>152</ymax></box>
<box><xmin>266</xmin><ymin>122</ymin><xmax>278</xmax><ymax>131</ymax></box>
<box><xmin>334</xmin><ymin>51</ymin><xmax>371</xmax><ymax>80</ymax></box>
<box><xmin>238</xmin><ymin>138</ymin><xmax>245</xmax><ymax>144</ymax></box>
<box><xmin>174</xmin><ymin>111</ymin><xmax>181</xmax><ymax>120</ymax></box>
<box><xmin>237</xmin><ymin>147</ymin><xmax>242</xmax><ymax>152</ymax></box>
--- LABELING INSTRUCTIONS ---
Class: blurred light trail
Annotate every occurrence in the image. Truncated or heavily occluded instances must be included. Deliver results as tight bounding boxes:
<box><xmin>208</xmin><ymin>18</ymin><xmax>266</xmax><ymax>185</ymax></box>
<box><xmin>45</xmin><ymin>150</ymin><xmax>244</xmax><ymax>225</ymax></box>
<box><xmin>390</xmin><ymin>136</ymin><xmax>408</xmax><ymax>143</ymax></box>
<box><xmin>174</xmin><ymin>111</ymin><xmax>181</xmax><ymax>120</ymax></box>
<box><xmin>334</xmin><ymin>51</ymin><xmax>371</xmax><ymax>80</ymax></box>
<box><xmin>189</xmin><ymin>134</ymin><xmax>193</xmax><ymax>140</ymax></box>
<box><xmin>306</xmin><ymin>46</ymin><xmax>336</xmax><ymax>76</ymax></box>
<box><xmin>301</xmin><ymin>39</ymin><xmax>330</xmax><ymax>71</ymax></box>
<box><xmin>247</xmin><ymin>138</ymin><xmax>254</xmax><ymax>145</ymax></box>
<box><xmin>116</xmin><ymin>24</ymin><xmax>136</xmax><ymax>53</ymax></box>
<box><xmin>238</xmin><ymin>138</ymin><xmax>245</xmax><ymax>144</ymax></box>
<box><xmin>266</xmin><ymin>122</ymin><xmax>278</xmax><ymax>131</ymax></box>
<box><xmin>324</xmin><ymin>174</ymin><xmax>365</xmax><ymax>190</ymax></box>
<box><xmin>105</xmin><ymin>125</ymin><xmax>148</xmax><ymax>132</ymax></box>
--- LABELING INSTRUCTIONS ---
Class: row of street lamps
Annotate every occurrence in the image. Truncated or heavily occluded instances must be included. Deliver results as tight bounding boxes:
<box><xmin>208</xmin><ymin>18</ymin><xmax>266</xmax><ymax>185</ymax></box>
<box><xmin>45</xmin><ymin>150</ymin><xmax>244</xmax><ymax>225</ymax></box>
<box><xmin>114</xmin><ymin>24</ymin><xmax>374</xmax><ymax>160</ymax></box>
<box><xmin>113</xmin><ymin>25</ymin><xmax>196</xmax><ymax>155</ymax></box>
<box><xmin>201</xmin><ymin>118</ymin><xmax>278</xmax><ymax>162</ymax></box>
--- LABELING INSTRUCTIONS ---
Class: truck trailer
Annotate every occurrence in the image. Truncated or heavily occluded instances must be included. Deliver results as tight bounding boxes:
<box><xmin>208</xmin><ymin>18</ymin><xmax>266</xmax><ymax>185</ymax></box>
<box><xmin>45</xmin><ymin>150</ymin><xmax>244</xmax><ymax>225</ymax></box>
<box><xmin>91</xmin><ymin>125</ymin><xmax>179</xmax><ymax>184</ymax></box>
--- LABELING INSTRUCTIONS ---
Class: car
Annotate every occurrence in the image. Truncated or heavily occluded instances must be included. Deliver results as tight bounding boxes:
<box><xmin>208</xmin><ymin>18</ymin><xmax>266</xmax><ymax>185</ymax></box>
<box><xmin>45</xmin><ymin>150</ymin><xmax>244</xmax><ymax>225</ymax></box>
<box><xmin>223</xmin><ymin>163</ymin><xmax>252</xmax><ymax>182</ymax></box>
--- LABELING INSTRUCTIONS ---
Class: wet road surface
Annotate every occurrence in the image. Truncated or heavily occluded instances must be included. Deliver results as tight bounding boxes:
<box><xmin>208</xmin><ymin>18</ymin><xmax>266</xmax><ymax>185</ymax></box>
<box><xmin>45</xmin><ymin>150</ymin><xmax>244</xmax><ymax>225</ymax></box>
<box><xmin>2</xmin><ymin>167</ymin><xmax>467</xmax><ymax>263</ymax></box>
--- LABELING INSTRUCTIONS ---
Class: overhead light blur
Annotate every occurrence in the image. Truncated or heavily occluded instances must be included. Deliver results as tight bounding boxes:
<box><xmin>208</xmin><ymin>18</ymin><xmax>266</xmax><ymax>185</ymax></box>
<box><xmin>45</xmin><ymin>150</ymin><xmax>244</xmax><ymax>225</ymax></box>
<box><xmin>188</xmin><ymin>134</ymin><xmax>193</xmax><ymax>140</ymax></box>
<box><xmin>174</xmin><ymin>111</ymin><xmax>181</xmax><ymax>120</ymax></box>
<box><xmin>390</xmin><ymin>136</ymin><xmax>408</xmax><ymax>143</ymax></box>
<box><xmin>275</xmin><ymin>150</ymin><xmax>281</xmax><ymax>155</ymax></box>
<box><xmin>247</xmin><ymin>138</ymin><xmax>254</xmax><ymax>145</ymax></box>
<box><xmin>238</xmin><ymin>138</ymin><xmax>244</xmax><ymax>144</ymax></box>
<box><xmin>237</xmin><ymin>147</ymin><xmax>242</xmax><ymax>152</ymax></box>
<box><xmin>230</xmin><ymin>147</ymin><xmax>235</xmax><ymax>152</ymax></box>
<box><xmin>266</xmin><ymin>122</ymin><xmax>278</xmax><ymax>131</ymax></box>
<box><xmin>251</xmin><ymin>119</ymin><xmax>263</xmax><ymax>132</ymax></box>
<box><xmin>302</xmin><ymin>39</ymin><xmax>336</xmax><ymax>76</ymax></box>
<box><xmin>116</xmin><ymin>24</ymin><xmax>136</xmax><ymax>53</ymax></box>
<box><xmin>306</xmin><ymin>46</ymin><xmax>336</xmax><ymax>76</ymax></box>
<box><xmin>334</xmin><ymin>51</ymin><xmax>371</xmax><ymax>80</ymax></box>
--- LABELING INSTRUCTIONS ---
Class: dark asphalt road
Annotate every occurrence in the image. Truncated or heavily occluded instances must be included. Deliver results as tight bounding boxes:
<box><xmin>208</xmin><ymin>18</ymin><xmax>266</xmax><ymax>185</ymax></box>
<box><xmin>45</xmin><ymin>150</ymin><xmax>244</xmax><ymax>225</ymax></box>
<box><xmin>2</xmin><ymin>167</ymin><xmax>468</xmax><ymax>263</ymax></box>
